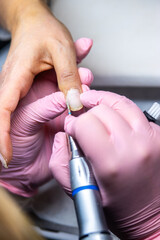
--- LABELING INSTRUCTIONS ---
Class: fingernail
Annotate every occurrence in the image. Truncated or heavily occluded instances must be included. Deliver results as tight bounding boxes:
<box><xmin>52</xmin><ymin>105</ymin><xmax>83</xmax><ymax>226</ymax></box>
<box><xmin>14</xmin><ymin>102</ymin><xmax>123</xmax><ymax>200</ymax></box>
<box><xmin>0</xmin><ymin>153</ymin><xmax>8</xmax><ymax>168</ymax></box>
<box><xmin>66</xmin><ymin>88</ymin><xmax>83</xmax><ymax>111</ymax></box>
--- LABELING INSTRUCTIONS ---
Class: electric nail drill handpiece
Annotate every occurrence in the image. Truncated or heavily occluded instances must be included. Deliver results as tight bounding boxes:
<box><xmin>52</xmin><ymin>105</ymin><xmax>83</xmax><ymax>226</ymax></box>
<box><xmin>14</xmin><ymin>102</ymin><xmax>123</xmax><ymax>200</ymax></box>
<box><xmin>68</xmin><ymin>135</ymin><xmax>113</xmax><ymax>240</ymax></box>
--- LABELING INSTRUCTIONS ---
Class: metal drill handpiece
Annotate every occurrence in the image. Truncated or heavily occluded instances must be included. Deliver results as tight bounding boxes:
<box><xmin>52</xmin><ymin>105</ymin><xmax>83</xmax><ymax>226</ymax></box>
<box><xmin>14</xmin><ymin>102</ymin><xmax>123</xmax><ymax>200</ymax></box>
<box><xmin>68</xmin><ymin>135</ymin><xmax>82</xmax><ymax>159</ymax></box>
<box><xmin>69</xmin><ymin>136</ymin><xmax>112</xmax><ymax>239</ymax></box>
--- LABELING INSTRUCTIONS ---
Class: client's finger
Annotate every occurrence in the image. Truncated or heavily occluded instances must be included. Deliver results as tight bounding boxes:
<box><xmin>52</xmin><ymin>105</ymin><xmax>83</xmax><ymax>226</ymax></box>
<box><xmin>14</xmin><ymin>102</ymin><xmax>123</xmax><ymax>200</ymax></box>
<box><xmin>52</xmin><ymin>38</ymin><xmax>92</xmax><ymax>111</ymax></box>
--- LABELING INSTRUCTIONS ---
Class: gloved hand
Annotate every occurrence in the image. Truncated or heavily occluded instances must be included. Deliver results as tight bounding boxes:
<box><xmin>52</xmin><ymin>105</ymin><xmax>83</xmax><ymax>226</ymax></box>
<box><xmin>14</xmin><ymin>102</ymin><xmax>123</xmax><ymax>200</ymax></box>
<box><xmin>0</xmin><ymin>39</ymin><xmax>94</xmax><ymax>197</ymax></box>
<box><xmin>50</xmin><ymin>89</ymin><xmax>160</xmax><ymax>240</ymax></box>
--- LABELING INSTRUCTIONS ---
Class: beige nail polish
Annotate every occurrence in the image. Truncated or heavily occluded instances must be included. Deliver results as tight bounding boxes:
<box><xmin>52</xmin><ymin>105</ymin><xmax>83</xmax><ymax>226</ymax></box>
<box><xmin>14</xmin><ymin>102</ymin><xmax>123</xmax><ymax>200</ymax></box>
<box><xmin>66</xmin><ymin>88</ymin><xmax>83</xmax><ymax>111</ymax></box>
<box><xmin>0</xmin><ymin>153</ymin><xmax>8</xmax><ymax>168</ymax></box>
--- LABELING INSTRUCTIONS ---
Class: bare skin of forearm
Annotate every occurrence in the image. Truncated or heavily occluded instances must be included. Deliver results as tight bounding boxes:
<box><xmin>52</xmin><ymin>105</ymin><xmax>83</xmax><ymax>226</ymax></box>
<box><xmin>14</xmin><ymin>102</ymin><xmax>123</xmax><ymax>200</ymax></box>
<box><xmin>0</xmin><ymin>0</ymin><xmax>50</xmax><ymax>34</ymax></box>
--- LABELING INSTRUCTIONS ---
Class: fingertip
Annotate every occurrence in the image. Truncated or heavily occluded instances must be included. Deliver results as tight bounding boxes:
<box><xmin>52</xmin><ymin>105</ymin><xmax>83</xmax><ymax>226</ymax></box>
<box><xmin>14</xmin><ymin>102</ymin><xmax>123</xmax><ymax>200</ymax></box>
<box><xmin>80</xmin><ymin>89</ymin><xmax>99</xmax><ymax>108</ymax></box>
<box><xmin>78</xmin><ymin>67</ymin><xmax>94</xmax><ymax>86</ymax></box>
<box><xmin>82</xmin><ymin>84</ymin><xmax>90</xmax><ymax>92</ymax></box>
<box><xmin>0</xmin><ymin>153</ymin><xmax>8</xmax><ymax>169</ymax></box>
<box><xmin>75</xmin><ymin>38</ymin><xmax>93</xmax><ymax>63</ymax></box>
<box><xmin>75</xmin><ymin>38</ymin><xmax>93</xmax><ymax>51</ymax></box>
<box><xmin>66</xmin><ymin>88</ymin><xmax>83</xmax><ymax>111</ymax></box>
<box><xmin>0</xmin><ymin>136</ymin><xmax>12</xmax><ymax>168</ymax></box>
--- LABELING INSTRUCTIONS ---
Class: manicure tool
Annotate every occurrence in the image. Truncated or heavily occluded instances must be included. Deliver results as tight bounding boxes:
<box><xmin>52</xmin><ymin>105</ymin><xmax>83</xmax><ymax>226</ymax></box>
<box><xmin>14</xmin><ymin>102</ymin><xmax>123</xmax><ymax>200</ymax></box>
<box><xmin>67</xmin><ymin>104</ymin><xmax>113</xmax><ymax>240</ymax></box>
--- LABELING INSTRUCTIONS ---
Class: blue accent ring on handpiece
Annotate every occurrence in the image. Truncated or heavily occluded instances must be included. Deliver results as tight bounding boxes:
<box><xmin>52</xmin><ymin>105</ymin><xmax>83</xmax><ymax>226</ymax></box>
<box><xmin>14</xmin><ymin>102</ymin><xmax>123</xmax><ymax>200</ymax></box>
<box><xmin>72</xmin><ymin>185</ymin><xmax>99</xmax><ymax>196</ymax></box>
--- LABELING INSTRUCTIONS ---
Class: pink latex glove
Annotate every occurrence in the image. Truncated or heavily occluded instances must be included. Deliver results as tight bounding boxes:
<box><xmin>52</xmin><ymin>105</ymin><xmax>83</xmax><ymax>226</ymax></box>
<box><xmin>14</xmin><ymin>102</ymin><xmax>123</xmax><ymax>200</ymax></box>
<box><xmin>50</xmin><ymin>89</ymin><xmax>160</xmax><ymax>240</ymax></box>
<box><xmin>0</xmin><ymin>38</ymin><xmax>94</xmax><ymax>197</ymax></box>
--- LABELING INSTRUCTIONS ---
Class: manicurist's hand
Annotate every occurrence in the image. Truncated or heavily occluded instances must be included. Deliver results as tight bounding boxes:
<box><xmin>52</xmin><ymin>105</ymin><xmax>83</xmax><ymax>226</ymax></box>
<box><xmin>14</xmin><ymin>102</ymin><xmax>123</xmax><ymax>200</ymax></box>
<box><xmin>0</xmin><ymin>67</ymin><xmax>93</xmax><ymax>197</ymax></box>
<box><xmin>0</xmin><ymin>0</ymin><xmax>93</xmax><ymax>166</ymax></box>
<box><xmin>50</xmin><ymin>90</ymin><xmax>160</xmax><ymax>240</ymax></box>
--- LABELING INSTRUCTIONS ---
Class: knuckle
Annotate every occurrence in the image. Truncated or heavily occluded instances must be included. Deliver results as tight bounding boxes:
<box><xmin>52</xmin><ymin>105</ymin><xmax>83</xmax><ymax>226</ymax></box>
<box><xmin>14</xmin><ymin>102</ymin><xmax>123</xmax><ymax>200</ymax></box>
<box><xmin>105</xmin><ymin>162</ymin><xmax>119</xmax><ymax>180</ymax></box>
<box><xmin>58</xmin><ymin>35</ymin><xmax>74</xmax><ymax>48</ymax></box>
<box><xmin>52</xmin><ymin>38</ymin><xmax>74</xmax><ymax>51</ymax></box>
<box><xmin>119</xmin><ymin>95</ymin><xmax>133</xmax><ymax>105</ymax></box>
<box><xmin>98</xmin><ymin>162</ymin><xmax>119</xmax><ymax>190</ymax></box>
<box><xmin>64</xmin><ymin>38</ymin><xmax>74</xmax><ymax>49</ymax></box>
<box><xmin>60</xmin><ymin>71</ymin><xmax>77</xmax><ymax>82</ymax></box>
<box><xmin>112</xmin><ymin>95</ymin><xmax>136</xmax><ymax>110</ymax></box>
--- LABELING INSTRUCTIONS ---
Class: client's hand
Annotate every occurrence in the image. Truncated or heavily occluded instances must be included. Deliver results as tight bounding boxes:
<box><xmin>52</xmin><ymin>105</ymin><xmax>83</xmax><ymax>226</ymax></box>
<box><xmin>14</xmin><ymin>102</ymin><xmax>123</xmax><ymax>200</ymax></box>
<box><xmin>0</xmin><ymin>40</ymin><xmax>93</xmax><ymax>197</ymax></box>
<box><xmin>51</xmin><ymin>90</ymin><xmax>160</xmax><ymax>240</ymax></box>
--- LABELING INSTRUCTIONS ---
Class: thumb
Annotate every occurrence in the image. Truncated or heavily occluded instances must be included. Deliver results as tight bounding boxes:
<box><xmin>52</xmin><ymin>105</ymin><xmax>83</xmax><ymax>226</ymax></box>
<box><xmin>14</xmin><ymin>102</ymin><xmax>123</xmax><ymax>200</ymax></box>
<box><xmin>49</xmin><ymin>132</ymin><xmax>71</xmax><ymax>195</ymax></box>
<box><xmin>80</xmin><ymin>90</ymin><xmax>106</xmax><ymax>108</ymax></box>
<box><xmin>12</xmin><ymin>91</ymin><xmax>66</xmax><ymax>134</ymax></box>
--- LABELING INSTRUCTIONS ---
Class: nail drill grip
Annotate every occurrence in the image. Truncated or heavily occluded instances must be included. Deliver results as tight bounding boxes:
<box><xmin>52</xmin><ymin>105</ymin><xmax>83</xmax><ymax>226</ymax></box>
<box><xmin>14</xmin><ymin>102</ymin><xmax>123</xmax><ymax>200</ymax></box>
<box><xmin>69</xmin><ymin>136</ymin><xmax>112</xmax><ymax>240</ymax></box>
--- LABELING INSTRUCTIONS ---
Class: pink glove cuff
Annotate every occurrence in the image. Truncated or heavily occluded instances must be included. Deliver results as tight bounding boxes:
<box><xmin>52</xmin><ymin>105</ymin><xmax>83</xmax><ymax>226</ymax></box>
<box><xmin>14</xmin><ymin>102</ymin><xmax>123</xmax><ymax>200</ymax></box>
<box><xmin>116</xmin><ymin>195</ymin><xmax>160</xmax><ymax>240</ymax></box>
<box><xmin>0</xmin><ymin>180</ymin><xmax>37</xmax><ymax>197</ymax></box>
